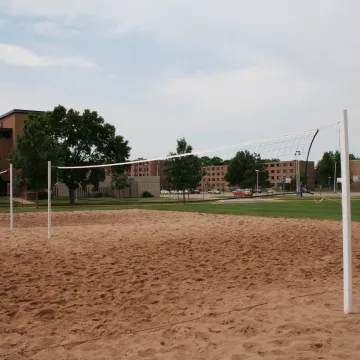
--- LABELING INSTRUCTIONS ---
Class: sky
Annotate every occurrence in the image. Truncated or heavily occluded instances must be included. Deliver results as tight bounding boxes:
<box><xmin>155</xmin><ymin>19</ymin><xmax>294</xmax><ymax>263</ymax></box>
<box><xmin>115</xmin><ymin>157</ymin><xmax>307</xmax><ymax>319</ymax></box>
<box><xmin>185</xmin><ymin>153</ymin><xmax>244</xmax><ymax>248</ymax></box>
<box><xmin>0</xmin><ymin>0</ymin><xmax>359</xmax><ymax>163</ymax></box>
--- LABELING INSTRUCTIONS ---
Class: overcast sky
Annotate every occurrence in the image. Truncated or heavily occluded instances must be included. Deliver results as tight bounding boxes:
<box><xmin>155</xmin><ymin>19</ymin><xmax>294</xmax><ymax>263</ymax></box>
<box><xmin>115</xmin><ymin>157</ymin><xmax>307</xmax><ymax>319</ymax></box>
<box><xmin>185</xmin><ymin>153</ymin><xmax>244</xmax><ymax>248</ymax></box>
<box><xmin>0</xmin><ymin>0</ymin><xmax>359</xmax><ymax>163</ymax></box>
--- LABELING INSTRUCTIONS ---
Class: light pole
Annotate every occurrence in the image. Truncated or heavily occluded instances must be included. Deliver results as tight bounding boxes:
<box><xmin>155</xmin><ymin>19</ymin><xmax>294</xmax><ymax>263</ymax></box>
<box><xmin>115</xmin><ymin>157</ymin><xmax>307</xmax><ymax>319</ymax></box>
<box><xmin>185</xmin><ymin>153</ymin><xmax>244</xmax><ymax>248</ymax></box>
<box><xmin>295</xmin><ymin>151</ymin><xmax>301</xmax><ymax>194</ymax></box>
<box><xmin>255</xmin><ymin>169</ymin><xmax>259</xmax><ymax>195</ymax></box>
<box><xmin>334</xmin><ymin>161</ymin><xmax>337</xmax><ymax>193</ymax></box>
<box><xmin>328</xmin><ymin>176</ymin><xmax>331</xmax><ymax>191</ymax></box>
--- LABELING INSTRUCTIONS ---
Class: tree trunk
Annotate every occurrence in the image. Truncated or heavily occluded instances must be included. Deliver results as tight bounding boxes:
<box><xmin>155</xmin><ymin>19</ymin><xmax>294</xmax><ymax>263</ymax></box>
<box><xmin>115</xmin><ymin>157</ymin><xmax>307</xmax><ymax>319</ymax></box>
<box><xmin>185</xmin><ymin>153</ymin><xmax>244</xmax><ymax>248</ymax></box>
<box><xmin>69</xmin><ymin>187</ymin><xmax>75</xmax><ymax>205</ymax></box>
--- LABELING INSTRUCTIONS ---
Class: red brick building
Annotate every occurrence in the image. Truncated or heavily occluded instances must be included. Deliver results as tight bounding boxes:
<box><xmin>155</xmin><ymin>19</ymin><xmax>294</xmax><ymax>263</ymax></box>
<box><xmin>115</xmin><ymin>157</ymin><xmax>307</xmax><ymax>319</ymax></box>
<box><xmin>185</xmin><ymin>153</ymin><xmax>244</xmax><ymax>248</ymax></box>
<box><xmin>0</xmin><ymin>109</ymin><xmax>44</xmax><ymax>194</ymax></box>
<box><xmin>350</xmin><ymin>160</ymin><xmax>360</xmax><ymax>190</ymax></box>
<box><xmin>199</xmin><ymin>165</ymin><xmax>229</xmax><ymax>191</ymax></box>
<box><xmin>125</xmin><ymin>159</ymin><xmax>166</xmax><ymax>187</ymax></box>
<box><xmin>266</xmin><ymin>160</ymin><xmax>315</xmax><ymax>188</ymax></box>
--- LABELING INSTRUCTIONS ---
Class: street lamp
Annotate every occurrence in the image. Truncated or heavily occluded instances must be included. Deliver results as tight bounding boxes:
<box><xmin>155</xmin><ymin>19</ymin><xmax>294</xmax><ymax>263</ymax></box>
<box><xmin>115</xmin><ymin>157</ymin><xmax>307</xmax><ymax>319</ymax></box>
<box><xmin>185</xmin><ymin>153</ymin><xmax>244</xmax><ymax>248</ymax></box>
<box><xmin>328</xmin><ymin>176</ymin><xmax>331</xmax><ymax>191</ymax></box>
<box><xmin>255</xmin><ymin>169</ymin><xmax>259</xmax><ymax>195</ymax></box>
<box><xmin>294</xmin><ymin>151</ymin><xmax>301</xmax><ymax>194</ymax></box>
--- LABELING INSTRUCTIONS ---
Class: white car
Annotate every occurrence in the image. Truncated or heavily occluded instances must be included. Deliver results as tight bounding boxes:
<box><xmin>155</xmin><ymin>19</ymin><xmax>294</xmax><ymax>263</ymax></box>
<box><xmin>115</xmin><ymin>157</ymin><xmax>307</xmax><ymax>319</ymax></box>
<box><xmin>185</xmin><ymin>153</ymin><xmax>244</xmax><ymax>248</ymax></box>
<box><xmin>208</xmin><ymin>189</ymin><xmax>221</xmax><ymax>194</ymax></box>
<box><xmin>161</xmin><ymin>190</ymin><xmax>170</xmax><ymax>194</ymax></box>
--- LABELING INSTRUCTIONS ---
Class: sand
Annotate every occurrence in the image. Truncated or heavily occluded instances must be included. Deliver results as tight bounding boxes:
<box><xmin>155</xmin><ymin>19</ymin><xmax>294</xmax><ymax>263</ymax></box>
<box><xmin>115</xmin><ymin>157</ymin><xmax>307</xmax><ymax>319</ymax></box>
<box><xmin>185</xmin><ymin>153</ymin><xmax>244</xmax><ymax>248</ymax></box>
<box><xmin>0</xmin><ymin>210</ymin><xmax>359</xmax><ymax>360</ymax></box>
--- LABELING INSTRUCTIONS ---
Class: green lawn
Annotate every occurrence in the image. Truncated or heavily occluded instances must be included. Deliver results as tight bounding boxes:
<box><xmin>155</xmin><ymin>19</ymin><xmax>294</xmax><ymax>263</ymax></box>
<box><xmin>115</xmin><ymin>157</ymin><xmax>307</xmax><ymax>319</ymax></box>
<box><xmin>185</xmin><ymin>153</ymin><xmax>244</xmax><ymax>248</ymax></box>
<box><xmin>1</xmin><ymin>197</ymin><xmax>359</xmax><ymax>221</ymax></box>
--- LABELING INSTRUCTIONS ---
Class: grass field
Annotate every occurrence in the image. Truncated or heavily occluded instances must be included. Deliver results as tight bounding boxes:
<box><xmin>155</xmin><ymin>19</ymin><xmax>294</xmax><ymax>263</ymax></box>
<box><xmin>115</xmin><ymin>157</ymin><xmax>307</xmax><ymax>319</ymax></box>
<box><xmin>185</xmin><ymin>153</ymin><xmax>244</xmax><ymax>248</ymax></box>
<box><xmin>1</xmin><ymin>197</ymin><xmax>359</xmax><ymax>221</ymax></box>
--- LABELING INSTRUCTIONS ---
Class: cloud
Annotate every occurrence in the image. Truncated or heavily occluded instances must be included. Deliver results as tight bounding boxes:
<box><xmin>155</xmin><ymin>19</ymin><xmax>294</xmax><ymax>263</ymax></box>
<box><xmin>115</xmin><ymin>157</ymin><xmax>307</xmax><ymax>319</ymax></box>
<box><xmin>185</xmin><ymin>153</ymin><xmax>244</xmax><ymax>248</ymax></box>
<box><xmin>0</xmin><ymin>44</ymin><xmax>97</xmax><ymax>68</ymax></box>
<box><xmin>32</xmin><ymin>20</ymin><xmax>80</xmax><ymax>38</ymax></box>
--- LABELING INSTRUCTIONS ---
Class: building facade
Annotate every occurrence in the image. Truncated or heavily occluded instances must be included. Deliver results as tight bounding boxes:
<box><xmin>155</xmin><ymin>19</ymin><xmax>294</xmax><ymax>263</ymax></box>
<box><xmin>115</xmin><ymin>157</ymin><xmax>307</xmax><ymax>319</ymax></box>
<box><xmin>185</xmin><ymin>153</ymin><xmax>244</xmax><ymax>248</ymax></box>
<box><xmin>0</xmin><ymin>109</ymin><xmax>44</xmax><ymax>195</ymax></box>
<box><xmin>350</xmin><ymin>160</ymin><xmax>360</xmax><ymax>190</ymax></box>
<box><xmin>199</xmin><ymin>165</ymin><xmax>230</xmax><ymax>191</ymax></box>
<box><xmin>265</xmin><ymin>160</ymin><xmax>315</xmax><ymax>189</ymax></box>
<box><xmin>125</xmin><ymin>159</ymin><xmax>166</xmax><ymax>187</ymax></box>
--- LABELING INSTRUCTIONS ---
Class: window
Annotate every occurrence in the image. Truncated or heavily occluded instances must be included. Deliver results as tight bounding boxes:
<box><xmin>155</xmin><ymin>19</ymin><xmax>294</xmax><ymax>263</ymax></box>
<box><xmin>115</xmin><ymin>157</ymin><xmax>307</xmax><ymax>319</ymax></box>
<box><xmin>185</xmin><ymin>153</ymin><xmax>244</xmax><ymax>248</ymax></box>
<box><xmin>290</xmin><ymin>162</ymin><xmax>293</xmax><ymax>166</ymax></box>
<box><xmin>277</xmin><ymin>176</ymin><xmax>281</xmax><ymax>180</ymax></box>
<box><xmin>212</xmin><ymin>167</ymin><xmax>215</xmax><ymax>170</ymax></box>
<box><xmin>270</xmin><ymin>164</ymin><xmax>275</xmax><ymax>167</ymax></box>
<box><xmin>283</xmin><ymin>170</ymin><xmax>287</xmax><ymax>173</ymax></box>
<box><xmin>276</xmin><ymin>163</ymin><xmax>281</xmax><ymax>167</ymax></box>
<box><xmin>283</xmin><ymin>163</ymin><xmax>288</xmax><ymax>166</ymax></box>
<box><xmin>271</xmin><ymin>176</ymin><xmax>275</xmax><ymax>180</ymax></box>
<box><xmin>217</xmin><ymin>172</ymin><xmax>220</xmax><ymax>175</ymax></box>
<box><xmin>290</xmin><ymin>169</ymin><xmax>294</xmax><ymax>173</ymax></box>
<box><xmin>221</xmin><ymin>172</ymin><xmax>224</xmax><ymax>175</ymax></box>
<box><xmin>277</xmin><ymin>170</ymin><xmax>281</xmax><ymax>173</ymax></box>
<box><xmin>271</xmin><ymin>170</ymin><xmax>275</xmax><ymax>173</ymax></box>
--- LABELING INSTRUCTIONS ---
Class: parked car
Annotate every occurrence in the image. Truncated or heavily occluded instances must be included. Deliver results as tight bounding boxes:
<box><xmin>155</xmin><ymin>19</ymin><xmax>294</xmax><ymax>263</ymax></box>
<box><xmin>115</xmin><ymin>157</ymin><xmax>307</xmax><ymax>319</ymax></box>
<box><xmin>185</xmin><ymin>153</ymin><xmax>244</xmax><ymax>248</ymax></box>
<box><xmin>161</xmin><ymin>189</ymin><xmax>170</xmax><ymax>194</ymax></box>
<box><xmin>208</xmin><ymin>189</ymin><xmax>221</xmax><ymax>194</ymax></box>
<box><xmin>189</xmin><ymin>189</ymin><xmax>200</xmax><ymax>194</ymax></box>
<box><xmin>233</xmin><ymin>189</ymin><xmax>252</xmax><ymax>197</ymax></box>
<box><xmin>252</xmin><ymin>188</ymin><xmax>262</xmax><ymax>193</ymax></box>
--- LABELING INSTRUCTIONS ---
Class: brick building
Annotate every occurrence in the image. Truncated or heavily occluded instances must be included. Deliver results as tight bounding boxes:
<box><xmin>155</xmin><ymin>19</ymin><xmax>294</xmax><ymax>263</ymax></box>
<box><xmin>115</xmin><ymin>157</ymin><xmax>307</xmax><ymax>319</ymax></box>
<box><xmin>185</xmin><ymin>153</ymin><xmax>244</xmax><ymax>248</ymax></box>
<box><xmin>266</xmin><ymin>160</ymin><xmax>315</xmax><ymax>189</ymax></box>
<box><xmin>199</xmin><ymin>165</ymin><xmax>230</xmax><ymax>191</ymax></box>
<box><xmin>350</xmin><ymin>160</ymin><xmax>360</xmax><ymax>190</ymax></box>
<box><xmin>0</xmin><ymin>109</ymin><xmax>44</xmax><ymax>194</ymax></box>
<box><xmin>125</xmin><ymin>159</ymin><xmax>166</xmax><ymax>187</ymax></box>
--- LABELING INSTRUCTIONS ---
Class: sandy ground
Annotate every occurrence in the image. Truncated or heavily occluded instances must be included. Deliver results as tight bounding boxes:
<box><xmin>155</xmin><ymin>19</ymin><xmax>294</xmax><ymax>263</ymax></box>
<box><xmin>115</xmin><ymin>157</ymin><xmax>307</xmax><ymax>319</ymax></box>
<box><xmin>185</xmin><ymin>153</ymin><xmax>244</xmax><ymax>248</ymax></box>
<box><xmin>0</xmin><ymin>210</ymin><xmax>360</xmax><ymax>360</ymax></box>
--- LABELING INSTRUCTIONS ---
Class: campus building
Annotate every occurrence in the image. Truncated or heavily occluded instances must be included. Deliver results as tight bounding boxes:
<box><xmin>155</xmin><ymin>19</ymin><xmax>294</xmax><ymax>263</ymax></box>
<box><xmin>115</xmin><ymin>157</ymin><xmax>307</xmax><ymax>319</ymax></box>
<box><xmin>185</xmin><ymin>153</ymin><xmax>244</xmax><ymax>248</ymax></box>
<box><xmin>125</xmin><ymin>159</ymin><xmax>166</xmax><ymax>187</ymax></box>
<box><xmin>265</xmin><ymin>160</ymin><xmax>315</xmax><ymax>189</ymax></box>
<box><xmin>199</xmin><ymin>165</ymin><xmax>230</xmax><ymax>191</ymax></box>
<box><xmin>350</xmin><ymin>160</ymin><xmax>360</xmax><ymax>190</ymax></box>
<box><xmin>0</xmin><ymin>109</ymin><xmax>44</xmax><ymax>195</ymax></box>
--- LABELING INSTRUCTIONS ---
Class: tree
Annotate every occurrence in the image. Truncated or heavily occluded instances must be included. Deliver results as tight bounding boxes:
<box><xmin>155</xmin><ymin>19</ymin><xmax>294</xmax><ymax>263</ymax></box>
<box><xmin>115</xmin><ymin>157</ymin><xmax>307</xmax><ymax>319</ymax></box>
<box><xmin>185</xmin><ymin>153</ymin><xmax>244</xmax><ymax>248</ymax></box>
<box><xmin>47</xmin><ymin>106</ymin><xmax>131</xmax><ymax>204</ymax></box>
<box><xmin>8</xmin><ymin>113</ymin><xmax>58</xmax><ymax>208</ymax></box>
<box><xmin>164</xmin><ymin>138</ymin><xmax>203</xmax><ymax>203</ymax></box>
<box><xmin>224</xmin><ymin>150</ymin><xmax>269</xmax><ymax>188</ymax></box>
<box><xmin>112</xmin><ymin>172</ymin><xmax>129</xmax><ymax>195</ymax></box>
<box><xmin>315</xmin><ymin>151</ymin><xmax>341</xmax><ymax>187</ymax></box>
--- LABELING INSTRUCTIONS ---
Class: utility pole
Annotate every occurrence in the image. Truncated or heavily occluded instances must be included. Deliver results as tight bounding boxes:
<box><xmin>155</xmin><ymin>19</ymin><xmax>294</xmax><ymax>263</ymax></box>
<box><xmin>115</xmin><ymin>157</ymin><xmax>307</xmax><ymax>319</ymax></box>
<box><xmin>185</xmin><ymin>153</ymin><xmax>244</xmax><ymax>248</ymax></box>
<box><xmin>334</xmin><ymin>161</ymin><xmax>337</xmax><ymax>193</ymax></box>
<box><xmin>255</xmin><ymin>169</ymin><xmax>259</xmax><ymax>195</ymax></box>
<box><xmin>295</xmin><ymin>151</ymin><xmax>301</xmax><ymax>194</ymax></box>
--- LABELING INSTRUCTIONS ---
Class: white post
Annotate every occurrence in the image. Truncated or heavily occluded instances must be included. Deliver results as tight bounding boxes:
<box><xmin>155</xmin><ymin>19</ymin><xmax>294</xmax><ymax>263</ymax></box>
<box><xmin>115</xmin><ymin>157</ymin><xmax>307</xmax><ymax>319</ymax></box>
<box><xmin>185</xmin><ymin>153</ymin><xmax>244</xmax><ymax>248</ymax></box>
<box><xmin>334</xmin><ymin>161</ymin><xmax>337</xmax><ymax>193</ymax></box>
<box><xmin>10</xmin><ymin>163</ymin><xmax>13</xmax><ymax>230</ymax></box>
<box><xmin>48</xmin><ymin>161</ymin><xmax>51</xmax><ymax>239</ymax></box>
<box><xmin>340</xmin><ymin>109</ymin><xmax>352</xmax><ymax>314</ymax></box>
<box><xmin>255</xmin><ymin>169</ymin><xmax>259</xmax><ymax>194</ymax></box>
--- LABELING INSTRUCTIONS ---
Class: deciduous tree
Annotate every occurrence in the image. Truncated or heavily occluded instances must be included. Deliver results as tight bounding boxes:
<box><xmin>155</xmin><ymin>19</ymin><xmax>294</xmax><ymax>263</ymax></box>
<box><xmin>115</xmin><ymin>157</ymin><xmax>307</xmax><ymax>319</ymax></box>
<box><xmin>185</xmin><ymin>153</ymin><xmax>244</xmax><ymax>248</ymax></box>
<box><xmin>224</xmin><ymin>150</ymin><xmax>269</xmax><ymax>188</ymax></box>
<box><xmin>164</xmin><ymin>138</ymin><xmax>203</xmax><ymax>202</ymax></box>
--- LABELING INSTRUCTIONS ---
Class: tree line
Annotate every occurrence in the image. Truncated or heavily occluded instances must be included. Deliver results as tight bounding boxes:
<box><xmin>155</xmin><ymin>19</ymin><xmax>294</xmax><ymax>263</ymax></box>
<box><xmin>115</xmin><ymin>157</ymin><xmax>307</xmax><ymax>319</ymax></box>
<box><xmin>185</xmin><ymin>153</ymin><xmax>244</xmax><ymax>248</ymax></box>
<box><xmin>1</xmin><ymin>105</ymin><xmax>358</xmax><ymax>205</ymax></box>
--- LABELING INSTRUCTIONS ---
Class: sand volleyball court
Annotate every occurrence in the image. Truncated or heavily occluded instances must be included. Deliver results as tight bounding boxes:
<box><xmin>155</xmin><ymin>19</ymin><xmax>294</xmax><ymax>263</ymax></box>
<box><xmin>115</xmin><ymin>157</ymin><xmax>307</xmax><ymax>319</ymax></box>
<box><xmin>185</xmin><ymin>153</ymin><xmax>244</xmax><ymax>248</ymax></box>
<box><xmin>1</xmin><ymin>210</ymin><xmax>360</xmax><ymax>359</ymax></box>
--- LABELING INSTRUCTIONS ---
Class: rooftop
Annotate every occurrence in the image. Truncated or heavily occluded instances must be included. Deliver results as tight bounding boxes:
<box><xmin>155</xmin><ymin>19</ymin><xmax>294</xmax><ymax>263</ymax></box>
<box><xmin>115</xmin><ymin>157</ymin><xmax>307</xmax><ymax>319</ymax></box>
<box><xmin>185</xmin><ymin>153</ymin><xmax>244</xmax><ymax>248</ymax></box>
<box><xmin>0</xmin><ymin>109</ymin><xmax>45</xmax><ymax>120</ymax></box>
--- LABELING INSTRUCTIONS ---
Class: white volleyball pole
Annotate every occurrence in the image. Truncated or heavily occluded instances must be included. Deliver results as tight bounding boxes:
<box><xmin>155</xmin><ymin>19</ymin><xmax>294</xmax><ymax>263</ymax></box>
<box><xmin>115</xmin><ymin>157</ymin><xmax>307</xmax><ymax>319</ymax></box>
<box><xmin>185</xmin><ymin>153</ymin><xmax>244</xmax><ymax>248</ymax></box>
<box><xmin>10</xmin><ymin>164</ymin><xmax>13</xmax><ymax>230</ymax></box>
<box><xmin>340</xmin><ymin>109</ymin><xmax>352</xmax><ymax>313</ymax></box>
<box><xmin>48</xmin><ymin>161</ymin><xmax>51</xmax><ymax>239</ymax></box>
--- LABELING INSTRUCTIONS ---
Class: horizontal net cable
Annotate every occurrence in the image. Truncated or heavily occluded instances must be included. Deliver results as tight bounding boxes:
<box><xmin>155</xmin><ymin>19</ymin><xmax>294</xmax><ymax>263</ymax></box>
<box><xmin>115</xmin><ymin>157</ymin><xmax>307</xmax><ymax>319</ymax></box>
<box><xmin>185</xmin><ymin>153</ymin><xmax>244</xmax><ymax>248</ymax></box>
<box><xmin>56</xmin><ymin>123</ymin><xmax>338</xmax><ymax>170</ymax></box>
<box><xmin>0</xmin><ymin>169</ymin><xmax>8</xmax><ymax>175</ymax></box>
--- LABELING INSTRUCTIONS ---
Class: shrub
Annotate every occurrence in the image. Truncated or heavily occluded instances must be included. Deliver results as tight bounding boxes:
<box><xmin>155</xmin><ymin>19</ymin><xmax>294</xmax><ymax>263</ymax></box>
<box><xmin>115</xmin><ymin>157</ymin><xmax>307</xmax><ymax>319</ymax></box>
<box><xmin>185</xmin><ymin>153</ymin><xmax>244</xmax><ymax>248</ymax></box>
<box><xmin>92</xmin><ymin>192</ymin><xmax>103</xmax><ymax>198</ymax></box>
<box><xmin>142</xmin><ymin>191</ymin><xmax>154</xmax><ymax>198</ymax></box>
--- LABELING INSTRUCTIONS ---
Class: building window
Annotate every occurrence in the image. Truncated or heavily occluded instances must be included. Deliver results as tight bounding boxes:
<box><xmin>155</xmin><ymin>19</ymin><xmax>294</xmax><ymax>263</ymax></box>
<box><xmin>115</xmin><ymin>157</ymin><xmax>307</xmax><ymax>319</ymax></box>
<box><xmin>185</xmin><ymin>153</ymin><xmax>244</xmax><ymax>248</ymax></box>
<box><xmin>277</xmin><ymin>170</ymin><xmax>281</xmax><ymax>173</ymax></box>
<box><xmin>290</xmin><ymin>162</ymin><xmax>293</xmax><ymax>166</ymax></box>
<box><xmin>276</xmin><ymin>163</ymin><xmax>281</xmax><ymax>167</ymax></box>
<box><xmin>270</xmin><ymin>164</ymin><xmax>275</xmax><ymax>167</ymax></box>
<box><xmin>290</xmin><ymin>169</ymin><xmax>294</xmax><ymax>173</ymax></box>
<box><xmin>271</xmin><ymin>170</ymin><xmax>275</xmax><ymax>173</ymax></box>
<box><xmin>283</xmin><ymin>170</ymin><xmax>287</xmax><ymax>173</ymax></box>
<box><xmin>271</xmin><ymin>176</ymin><xmax>275</xmax><ymax>180</ymax></box>
<box><xmin>283</xmin><ymin>163</ymin><xmax>288</xmax><ymax>166</ymax></box>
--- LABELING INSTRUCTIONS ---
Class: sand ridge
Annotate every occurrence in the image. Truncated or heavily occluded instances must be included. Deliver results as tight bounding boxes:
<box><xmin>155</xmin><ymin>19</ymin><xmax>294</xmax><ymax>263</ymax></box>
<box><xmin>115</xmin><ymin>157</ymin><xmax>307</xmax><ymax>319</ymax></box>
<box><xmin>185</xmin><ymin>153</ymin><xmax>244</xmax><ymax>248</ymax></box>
<box><xmin>0</xmin><ymin>210</ymin><xmax>359</xmax><ymax>359</ymax></box>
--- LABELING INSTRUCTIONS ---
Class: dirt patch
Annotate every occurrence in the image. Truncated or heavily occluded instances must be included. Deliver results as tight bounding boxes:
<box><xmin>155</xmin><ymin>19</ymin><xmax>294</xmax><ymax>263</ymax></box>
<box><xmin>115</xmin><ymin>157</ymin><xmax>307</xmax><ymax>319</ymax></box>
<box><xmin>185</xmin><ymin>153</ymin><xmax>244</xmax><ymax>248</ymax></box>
<box><xmin>0</xmin><ymin>210</ymin><xmax>359</xmax><ymax>359</ymax></box>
